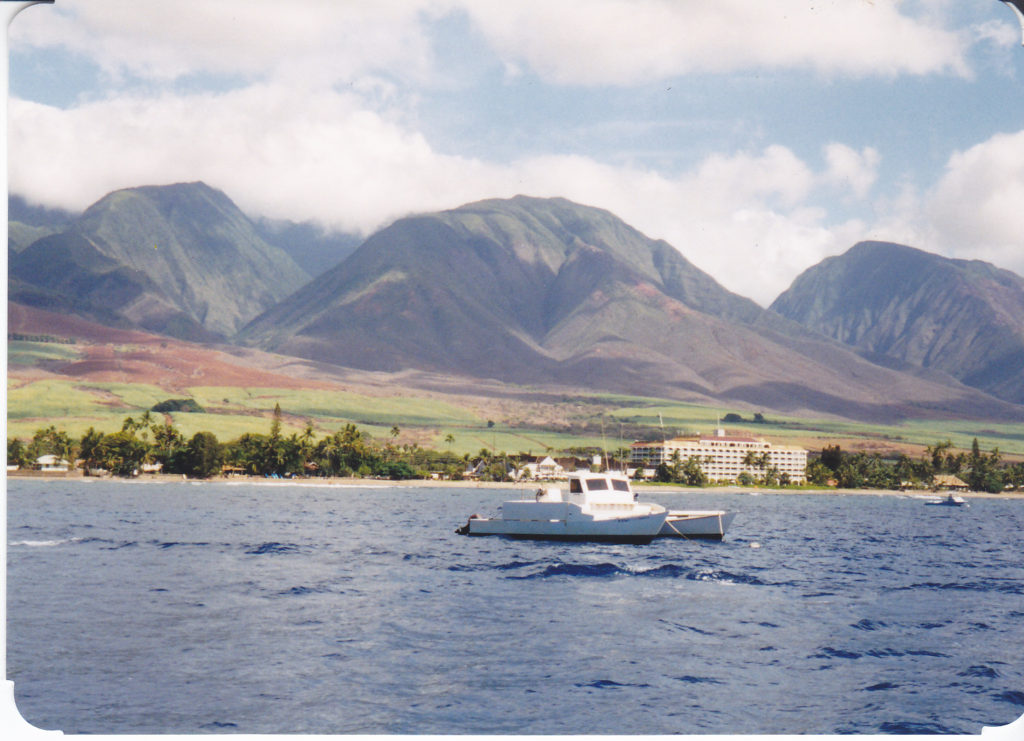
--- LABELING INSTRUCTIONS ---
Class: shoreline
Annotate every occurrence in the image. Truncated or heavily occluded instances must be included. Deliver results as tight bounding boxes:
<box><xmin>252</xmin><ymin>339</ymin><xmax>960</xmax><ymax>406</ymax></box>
<box><xmin>7</xmin><ymin>471</ymin><xmax>1024</xmax><ymax>499</ymax></box>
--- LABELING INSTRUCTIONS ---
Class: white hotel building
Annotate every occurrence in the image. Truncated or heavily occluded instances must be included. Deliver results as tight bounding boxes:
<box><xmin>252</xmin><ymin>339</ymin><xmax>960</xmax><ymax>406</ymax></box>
<box><xmin>630</xmin><ymin>429</ymin><xmax>807</xmax><ymax>484</ymax></box>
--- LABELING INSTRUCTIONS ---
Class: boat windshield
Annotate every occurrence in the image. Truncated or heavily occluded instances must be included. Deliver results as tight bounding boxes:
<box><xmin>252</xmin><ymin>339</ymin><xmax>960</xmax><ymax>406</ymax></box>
<box><xmin>585</xmin><ymin>478</ymin><xmax>609</xmax><ymax>491</ymax></box>
<box><xmin>611</xmin><ymin>479</ymin><xmax>631</xmax><ymax>492</ymax></box>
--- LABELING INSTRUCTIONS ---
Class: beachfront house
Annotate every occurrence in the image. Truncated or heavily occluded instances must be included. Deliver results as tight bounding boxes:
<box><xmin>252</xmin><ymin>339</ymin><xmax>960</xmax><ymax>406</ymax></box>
<box><xmin>932</xmin><ymin>474</ymin><xmax>969</xmax><ymax>491</ymax></box>
<box><xmin>35</xmin><ymin>454</ymin><xmax>71</xmax><ymax>472</ymax></box>
<box><xmin>519</xmin><ymin>455</ymin><xmax>564</xmax><ymax>480</ymax></box>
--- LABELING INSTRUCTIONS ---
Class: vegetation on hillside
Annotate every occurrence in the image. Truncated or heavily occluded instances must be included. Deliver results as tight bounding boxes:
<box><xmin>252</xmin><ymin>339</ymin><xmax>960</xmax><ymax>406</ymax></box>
<box><xmin>151</xmin><ymin>398</ymin><xmax>206</xmax><ymax>413</ymax></box>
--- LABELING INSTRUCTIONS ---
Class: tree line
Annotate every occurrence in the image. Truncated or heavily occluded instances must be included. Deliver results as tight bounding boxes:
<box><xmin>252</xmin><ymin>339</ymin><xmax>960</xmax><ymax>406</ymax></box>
<box><xmin>805</xmin><ymin>440</ymin><xmax>1021</xmax><ymax>493</ymax></box>
<box><xmin>645</xmin><ymin>439</ymin><xmax>1022</xmax><ymax>492</ymax></box>
<box><xmin>8</xmin><ymin>409</ymin><xmax>1023</xmax><ymax>491</ymax></box>
<box><xmin>6</xmin><ymin>405</ymin><xmax>468</xmax><ymax>480</ymax></box>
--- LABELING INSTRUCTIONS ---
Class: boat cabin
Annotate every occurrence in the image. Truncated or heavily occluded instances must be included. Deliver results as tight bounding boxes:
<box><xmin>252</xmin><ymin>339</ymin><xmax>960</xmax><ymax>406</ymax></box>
<box><xmin>566</xmin><ymin>472</ymin><xmax>638</xmax><ymax>506</ymax></box>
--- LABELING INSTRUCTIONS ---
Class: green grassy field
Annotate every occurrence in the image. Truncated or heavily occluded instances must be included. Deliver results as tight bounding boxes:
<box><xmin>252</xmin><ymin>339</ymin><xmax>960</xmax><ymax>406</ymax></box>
<box><xmin>7</xmin><ymin>340</ymin><xmax>82</xmax><ymax>366</ymax></box>
<box><xmin>7</xmin><ymin>374</ymin><xmax>1024</xmax><ymax>459</ymax></box>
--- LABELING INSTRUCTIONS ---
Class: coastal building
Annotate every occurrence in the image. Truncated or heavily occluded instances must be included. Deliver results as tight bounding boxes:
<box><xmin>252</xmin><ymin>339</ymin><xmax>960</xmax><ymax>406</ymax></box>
<box><xmin>35</xmin><ymin>454</ymin><xmax>71</xmax><ymax>472</ymax></box>
<box><xmin>932</xmin><ymin>474</ymin><xmax>968</xmax><ymax>491</ymax></box>
<box><xmin>630</xmin><ymin>429</ymin><xmax>807</xmax><ymax>484</ymax></box>
<box><xmin>519</xmin><ymin>455</ymin><xmax>564</xmax><ymax>480</ymax></box>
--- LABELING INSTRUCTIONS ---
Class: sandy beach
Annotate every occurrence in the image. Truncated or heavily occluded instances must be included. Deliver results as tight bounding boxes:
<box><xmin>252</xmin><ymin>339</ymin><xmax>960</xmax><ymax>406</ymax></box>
<box><xmin>8</xmin><ymin>470</ymin><xmax>1024</xmax><ymax>499</ymax></box>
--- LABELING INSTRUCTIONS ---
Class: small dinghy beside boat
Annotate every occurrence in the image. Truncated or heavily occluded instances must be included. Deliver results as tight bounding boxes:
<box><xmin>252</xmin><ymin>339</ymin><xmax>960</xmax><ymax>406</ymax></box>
<box><xmin>456</xmin><ymin>471</ymin><xmax>667</xmax><ymax>543</ymax></box>
<box><xmin>659</xmin><ymin>510</ymin><xmax>736</xmax><ymax>539</ymax></box>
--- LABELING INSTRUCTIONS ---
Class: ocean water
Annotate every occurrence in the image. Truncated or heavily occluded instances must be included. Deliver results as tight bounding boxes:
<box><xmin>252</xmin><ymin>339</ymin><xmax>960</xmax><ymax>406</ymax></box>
<box><xmin>6</xmin><ymin>478</ymin><xmax>1024</xmax><ymax>735</ymax></box>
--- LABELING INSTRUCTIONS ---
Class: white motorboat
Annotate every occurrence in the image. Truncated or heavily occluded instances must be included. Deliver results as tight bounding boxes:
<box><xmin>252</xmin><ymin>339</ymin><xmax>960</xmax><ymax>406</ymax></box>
<box><xmin>659</xmin><ymin>510</ymin><xmax>736</xmax><ymax>539</ymax></box>
<box><xmin>924</xmin><ymin>493</ymin><xmax>968</xmax><ymax>507</ymax></box>
<box><xmin>456</xmin><ymin>471</ymin><xmax>667</xmax><ymax>543</ymax></box>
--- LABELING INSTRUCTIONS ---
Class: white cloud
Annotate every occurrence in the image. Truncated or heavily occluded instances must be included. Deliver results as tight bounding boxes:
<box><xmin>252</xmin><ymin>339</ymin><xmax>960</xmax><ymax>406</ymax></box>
<box><xmin>12</xmin><ymin>0</ymin><xmax>971</xmax><ymax>90</ymax></box>
<box><xmin>9</xmin><ymin>84</ymin><xmax>494</xmax><ymax>233</ymax></box>
<box><xmin>462</xmin><ymin>0</ymin><xmax>970</xmax><ymax>84</ymax></box>
<box><xmin>822</xmin><ymin>143</ymin><xmax>880</xmax><ymax>200</ymax></box>
<box><xmin>848</xmin><ymin>130</ymin><xmax>1024</xmax><ymax>281</ymax></box>
<box><xmin>921</xmin><ymin>130</ymin><xmax>1024</xmax><ymax>273</ymax></box>
<box><xmin>10</xmin><ymin>0</ymin><xmax>445</xmax><ymax>86</ymax></box>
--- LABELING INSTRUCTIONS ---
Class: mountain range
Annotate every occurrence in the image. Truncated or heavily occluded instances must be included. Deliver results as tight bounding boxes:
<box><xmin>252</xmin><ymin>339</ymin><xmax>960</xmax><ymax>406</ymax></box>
<box><xmin>8</xmin><ymin>182</ymin><xmax>1024</xmax><ymax>423</ymax></box>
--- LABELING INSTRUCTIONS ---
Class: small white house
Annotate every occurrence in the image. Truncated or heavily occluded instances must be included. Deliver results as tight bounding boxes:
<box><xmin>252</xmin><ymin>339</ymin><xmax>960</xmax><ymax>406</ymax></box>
<box><xmin>519</xmin><ymin>456</ymin><xmax>565</xmax><ymax>480</ymax></box>
<box><xmin>36</xmin><ymin>454</ymin><xmax>71</xmax><ymax>472</ymax></box>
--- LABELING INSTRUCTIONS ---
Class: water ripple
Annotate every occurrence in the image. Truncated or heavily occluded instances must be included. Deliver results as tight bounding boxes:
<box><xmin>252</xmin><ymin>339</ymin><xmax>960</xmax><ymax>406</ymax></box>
<box><xmin>244</xmin><ymin>542</ymin><xmax>302</xmax><ymax>555</ymax></box>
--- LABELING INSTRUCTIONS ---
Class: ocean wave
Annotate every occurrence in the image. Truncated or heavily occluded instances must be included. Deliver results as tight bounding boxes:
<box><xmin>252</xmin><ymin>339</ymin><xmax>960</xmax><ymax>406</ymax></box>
<box><xmin>878</xmin><ymin>721</ymin><xmax>957</xmax><ymax>734</ymax></box>
<box><xmin>155</xmin><ymin>541</ymin><xmax>212</xmax><ymax>549</ymax></box>
<box><xmin>9</xmin><ymin>539</ymin><xmax>70</xmax><ymax>547</ymax></box>
<box><xmin>575</xmin><ymin>679</ymin><xmax>651</xmax><ymax>690</ymax></box>
<box><xmin>893</xmin><ymin>580</ymin><xmax>1024</xmax><ymax>596</ymax></box>
<box><xmin>995</xmin><ymin>690</ymin><xmax>1024</xmax><ymax>707</ymax></box>
<box><xmin>659</xmin><ymin>619</ymin><xmax>717</xmax><ymax>636</ymax></box>
<box><xmin>863</xmin><ymin>682</ymin><xmax>899</xmax><ymax>691</ymax></box>
<box><xmin>674</xmin><ymin>675</ymin><xmax>724</xmax><ymax>685</ymax></box>
<box><xmin>245</xmin><ymin>542</ymin><xmax>303</xmax><ymax>555</ymax></box>
<box><xmin>508</xmin><ymin>562</ymin><xmax>624</xmax><ymax>579</ymax></box>
<box><xmin>502</xmin><ymin>561</ymin><xmax>765</xmax><ymax>584</ymax></box>
<box><xmin>276</xmin><ymin>585</ymin><xmax>330</xmax><ymax>597</ymax></box>
<box><xmin>851</xmin><ymin>618</ymin><xmax>887</xmax><ymax>631</ymax></box>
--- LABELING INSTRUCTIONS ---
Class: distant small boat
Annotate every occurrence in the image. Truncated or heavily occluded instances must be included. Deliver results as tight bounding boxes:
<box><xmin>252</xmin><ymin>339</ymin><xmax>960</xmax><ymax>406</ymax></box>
<box><xmin>456</xmin><ymin>472</ymin><xmax>667</xmax><ymax>543</ymax></box>
<box><xmin>659</xmin><ymin>510</ymin><xmax>736</xmax><ymax>539</ymax></box>
<box><xmin>924</xmin><ymin>493</ymin><xmax>968</xmax><ymax>507</ymax></box>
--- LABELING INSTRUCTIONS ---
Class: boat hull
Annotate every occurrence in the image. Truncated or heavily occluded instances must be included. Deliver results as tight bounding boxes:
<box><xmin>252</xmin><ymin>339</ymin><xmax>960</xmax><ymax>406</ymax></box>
<box><xmin>464</xmin><ymin>507</ymin><xmax>667</xmax><ymax>544</ymax></box>
<box><xmin>658</xmin><ymin>510</ymin><xmax>736</xmax><ymax>539</ymax></box>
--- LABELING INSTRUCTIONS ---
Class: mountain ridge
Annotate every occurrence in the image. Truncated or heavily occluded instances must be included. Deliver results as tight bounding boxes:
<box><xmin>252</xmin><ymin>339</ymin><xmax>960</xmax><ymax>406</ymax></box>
<box><xmin>770</xmin><ymin>240</ymin><xmax>1024</xmax><ymax>405</ymax></box>
<box><xmin>10</xmin><ymin>182</ymin><xmax>309</xmax><ymax>340</ymax></box>
<box><xmin>240</xmin><ymin>196</ymin><xmax>1022</xmax><ymax>422</ymax></box>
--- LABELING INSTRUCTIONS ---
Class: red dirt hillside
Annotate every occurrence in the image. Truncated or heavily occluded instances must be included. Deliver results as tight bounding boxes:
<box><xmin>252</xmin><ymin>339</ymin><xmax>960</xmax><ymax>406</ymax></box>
<box><xmin>8</xmin><ymin>302</ymin><xmax>333</xmax><ymax>392</ymax></box>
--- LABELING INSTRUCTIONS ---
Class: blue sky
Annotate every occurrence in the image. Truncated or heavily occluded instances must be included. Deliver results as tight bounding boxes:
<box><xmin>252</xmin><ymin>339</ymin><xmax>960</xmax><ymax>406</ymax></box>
<box><xmin>8</xmin><ymin>0</ymin><xmax>1024</xmax><ymax>305</ymax></box>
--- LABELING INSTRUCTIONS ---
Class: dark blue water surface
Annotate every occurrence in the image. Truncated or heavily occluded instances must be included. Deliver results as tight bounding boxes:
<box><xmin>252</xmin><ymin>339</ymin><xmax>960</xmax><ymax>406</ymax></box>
<box><xmin>7</xmin><ymin>479</ymin><xmax>1024</xmax><ymax>734</ymax></box>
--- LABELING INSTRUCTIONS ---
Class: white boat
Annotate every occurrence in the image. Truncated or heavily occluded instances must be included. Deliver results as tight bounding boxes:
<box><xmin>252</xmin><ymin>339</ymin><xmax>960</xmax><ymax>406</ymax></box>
<box><xmin>924</xmin><ymin>493</ymin><xmax>968</xmax><ymax>507</ymax></box>
<box><xmin>456</xmin><ymin>472</ymin><xmax>667</xmax><ymax>543</ymax></box>
<box><xmin>659</xmin><ymin>510</ymin><xmax>736</xmax><ymax>539</ymax></box>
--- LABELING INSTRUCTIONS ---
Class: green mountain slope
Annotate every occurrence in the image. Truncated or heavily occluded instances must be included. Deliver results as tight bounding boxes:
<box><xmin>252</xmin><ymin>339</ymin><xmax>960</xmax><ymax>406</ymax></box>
<box><xmin>242</xmin><ymin>197</ymin><xmax>1021</xmax><ymax>421</ymax></box>
<box><xmin>7</xmin><ymin>194</ymin><xmax>77</xmax><ymax>252</ymax></box>
<box><xmin>770</xmin><ymin>241</ymin><xmax>1024</xmax><ymax>405</ymax></box>
<box><xmin>10</xmin><ymin>182</ymin><xmax>309</xmax><ymax>339</ymax></box>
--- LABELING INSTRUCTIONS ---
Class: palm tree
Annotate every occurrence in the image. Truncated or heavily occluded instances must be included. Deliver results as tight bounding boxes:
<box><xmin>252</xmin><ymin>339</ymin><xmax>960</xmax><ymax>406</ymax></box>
<box><xmin>139</xmin><ymin>410</ymin><xmax>153</xmax><ymax>440</ymax></box>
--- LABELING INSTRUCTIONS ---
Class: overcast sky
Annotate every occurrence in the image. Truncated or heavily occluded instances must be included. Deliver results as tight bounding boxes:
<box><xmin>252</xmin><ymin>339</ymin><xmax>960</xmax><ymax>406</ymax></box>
<box><xmin>8</xmin><ymin>0</ymin><xmax>1024</xmax><ymax>305</ymax></box>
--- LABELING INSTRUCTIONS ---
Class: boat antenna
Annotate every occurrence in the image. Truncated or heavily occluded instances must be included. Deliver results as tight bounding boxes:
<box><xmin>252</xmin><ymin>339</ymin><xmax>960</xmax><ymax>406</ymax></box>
<box><xmin>601</xmin><ymin>415</ymin><xmax>609</xmax><ymax>472</ymax></box>
<box><xmin>619</xmin><ymin>422</ymin><xmax>624</xmax><ymax>474</ymax></box>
